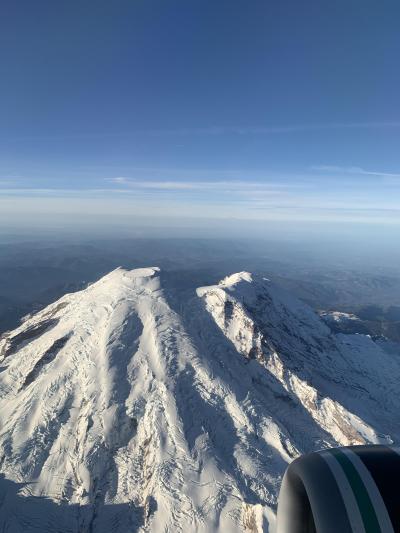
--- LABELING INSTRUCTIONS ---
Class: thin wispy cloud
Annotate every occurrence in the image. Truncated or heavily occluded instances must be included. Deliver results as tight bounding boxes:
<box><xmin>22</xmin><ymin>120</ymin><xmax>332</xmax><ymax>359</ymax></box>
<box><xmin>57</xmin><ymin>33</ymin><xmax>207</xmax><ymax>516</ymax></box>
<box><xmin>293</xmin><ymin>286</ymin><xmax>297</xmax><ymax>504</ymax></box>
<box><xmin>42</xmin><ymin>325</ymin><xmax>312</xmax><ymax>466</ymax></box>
<box><xmin>107</xmin><ymin>176</ymin><xmax>306</xmax><ymax>192</ymax></box>
<box><xmin>1</xmin><ymin>164</ymin><xmax>398</xmax><ymax>229</ymax></box>
<box><xmin>312</xmin><ymin>165</ymin><xmax>400</xmax><ymax>179</ymax></box>
<box><xmin>143</xmin><ymin>122</ymin><xmax>400</xmax><ymax>137</ymax></box>
<box><xmin>109</xmin><ymin>177</ymin><xmax>207</xmax><ymax>190</ymax></box>
<box><xmin>2</xmin><ymin>122</ymin><xmax>400</xmax><ymax>143</ymax></box>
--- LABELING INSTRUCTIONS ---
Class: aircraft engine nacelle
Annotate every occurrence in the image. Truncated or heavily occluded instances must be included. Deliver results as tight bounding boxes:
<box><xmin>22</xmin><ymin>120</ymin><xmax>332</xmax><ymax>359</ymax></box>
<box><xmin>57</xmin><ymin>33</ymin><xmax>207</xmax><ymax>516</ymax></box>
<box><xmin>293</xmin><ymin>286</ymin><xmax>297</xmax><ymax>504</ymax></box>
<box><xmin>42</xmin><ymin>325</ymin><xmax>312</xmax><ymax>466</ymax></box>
<box><xmin>276</xmin><ymin>445</ymin><xmax>400</xmax><ymax>533</ymax></box>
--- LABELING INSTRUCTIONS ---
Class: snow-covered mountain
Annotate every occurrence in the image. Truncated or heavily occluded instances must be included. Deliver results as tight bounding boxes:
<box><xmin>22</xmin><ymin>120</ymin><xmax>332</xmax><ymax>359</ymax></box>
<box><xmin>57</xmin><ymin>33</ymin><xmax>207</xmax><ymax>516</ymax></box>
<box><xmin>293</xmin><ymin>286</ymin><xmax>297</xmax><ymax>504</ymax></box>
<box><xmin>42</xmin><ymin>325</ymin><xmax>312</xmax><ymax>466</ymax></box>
<box><xmin>0</xmin><ymin>267</ymin><xmax>399</xmax><ymax>533</ymax></box>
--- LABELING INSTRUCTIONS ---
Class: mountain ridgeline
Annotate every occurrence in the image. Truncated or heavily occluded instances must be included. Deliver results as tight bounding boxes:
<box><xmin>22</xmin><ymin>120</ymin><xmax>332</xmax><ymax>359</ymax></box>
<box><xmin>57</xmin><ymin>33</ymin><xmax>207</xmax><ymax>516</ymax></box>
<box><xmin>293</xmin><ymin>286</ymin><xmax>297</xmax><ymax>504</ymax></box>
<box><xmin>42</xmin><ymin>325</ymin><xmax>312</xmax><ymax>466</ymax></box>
<box><xmin>0</xmin><ymin>267</ymin><xmax>398</xmax><ymax>532</ymax></box>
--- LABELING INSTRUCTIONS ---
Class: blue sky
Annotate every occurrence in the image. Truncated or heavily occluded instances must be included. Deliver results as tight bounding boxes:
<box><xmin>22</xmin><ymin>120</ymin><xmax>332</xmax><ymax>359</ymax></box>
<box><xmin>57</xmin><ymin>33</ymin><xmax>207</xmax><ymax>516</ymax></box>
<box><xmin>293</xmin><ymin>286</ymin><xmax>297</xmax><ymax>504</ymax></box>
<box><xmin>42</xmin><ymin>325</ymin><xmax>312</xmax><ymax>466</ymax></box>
<box><xmin>0</xmin><ymin>0</ymin><xmax>399</xmax><ymax>234</ymax></box>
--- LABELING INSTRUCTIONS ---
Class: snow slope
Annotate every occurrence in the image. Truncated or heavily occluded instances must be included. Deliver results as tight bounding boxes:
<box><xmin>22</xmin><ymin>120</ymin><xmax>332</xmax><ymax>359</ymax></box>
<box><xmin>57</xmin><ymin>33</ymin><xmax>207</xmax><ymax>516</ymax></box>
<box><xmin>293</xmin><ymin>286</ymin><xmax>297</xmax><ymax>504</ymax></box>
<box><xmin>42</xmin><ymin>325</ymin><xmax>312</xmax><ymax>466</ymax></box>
<box><xmin>0</xmin><ymin>268</ymin><xmax>399</xmax><ymax>532</ymax></box>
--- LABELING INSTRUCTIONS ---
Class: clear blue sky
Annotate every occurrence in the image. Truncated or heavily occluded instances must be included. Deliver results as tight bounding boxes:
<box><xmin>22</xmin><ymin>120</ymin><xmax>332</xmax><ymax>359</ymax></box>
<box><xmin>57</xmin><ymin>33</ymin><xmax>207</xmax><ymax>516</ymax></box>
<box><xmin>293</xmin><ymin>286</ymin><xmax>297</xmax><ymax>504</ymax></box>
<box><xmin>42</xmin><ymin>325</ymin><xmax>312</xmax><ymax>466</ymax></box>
<box><xmin>0</xmin><ymin>0</ymin><xmax>399</xmax><ymax>235</ymax></box>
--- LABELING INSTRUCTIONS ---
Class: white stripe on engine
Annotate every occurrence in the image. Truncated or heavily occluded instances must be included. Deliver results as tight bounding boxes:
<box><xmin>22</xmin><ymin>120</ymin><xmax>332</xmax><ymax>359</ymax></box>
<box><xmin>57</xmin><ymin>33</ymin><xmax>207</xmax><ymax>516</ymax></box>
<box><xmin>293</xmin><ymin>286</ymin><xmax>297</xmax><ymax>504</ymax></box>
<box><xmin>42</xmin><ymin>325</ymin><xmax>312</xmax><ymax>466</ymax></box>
<box><xmin>319</xmin><ymin>450</ymin><xmax>366</xmax><ymax>533</ymax></box>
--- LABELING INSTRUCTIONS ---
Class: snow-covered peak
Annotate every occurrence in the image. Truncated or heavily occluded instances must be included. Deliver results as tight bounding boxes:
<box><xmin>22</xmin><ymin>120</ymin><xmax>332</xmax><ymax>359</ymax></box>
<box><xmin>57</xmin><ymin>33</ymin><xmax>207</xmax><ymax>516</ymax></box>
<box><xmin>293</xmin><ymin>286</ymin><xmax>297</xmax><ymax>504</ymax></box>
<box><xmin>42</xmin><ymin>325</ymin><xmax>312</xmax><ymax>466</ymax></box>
<box><xmin>197</xmin><ymin>270</ymin><xmax>400</xmax><ymax>445</ymax></box>
<box><xmin>200</xmin><ymin>270</ymin><xmax>314</xmax><ymax>316</ymax></box>
<box><xmin>220</xmin><ymin>270</ymin><xmax>254</xmax><ymax>286</ymax></box>
<box><xmin>80</xmin><ymin>265</ymin><xmax>161</xmax><ymax>294</ymax></box>
<box><xmin>0</xmin><ymin>267</ymin><xmax>399</xmax><ymax>532</ymax></box>
<box><xmin>105</xmin><ymin>265</ymin><xmax>160</xmax><ymax>281</ymax></box>
<box><xmin>198</xmin><ymin>271</ymin><xmax>332</xmax><ymax>368</ymax></box>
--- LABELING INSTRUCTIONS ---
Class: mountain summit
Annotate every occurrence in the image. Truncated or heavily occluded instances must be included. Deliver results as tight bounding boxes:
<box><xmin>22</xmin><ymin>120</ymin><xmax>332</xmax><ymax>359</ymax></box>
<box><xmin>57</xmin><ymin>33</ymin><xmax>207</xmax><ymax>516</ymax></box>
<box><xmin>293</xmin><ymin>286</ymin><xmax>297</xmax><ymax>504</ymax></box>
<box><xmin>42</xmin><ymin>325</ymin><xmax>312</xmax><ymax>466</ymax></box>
<box><xmin>0</xmin><ymin>268</ymin><xmax>398</xmax><ymax>532</ymax></box>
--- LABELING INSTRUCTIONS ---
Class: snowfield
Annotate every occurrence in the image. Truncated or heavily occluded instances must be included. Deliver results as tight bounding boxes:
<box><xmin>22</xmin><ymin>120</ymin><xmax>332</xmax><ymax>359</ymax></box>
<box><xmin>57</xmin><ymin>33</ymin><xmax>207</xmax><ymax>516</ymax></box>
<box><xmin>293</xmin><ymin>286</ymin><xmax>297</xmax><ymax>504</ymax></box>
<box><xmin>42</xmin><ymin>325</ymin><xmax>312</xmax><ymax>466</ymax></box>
<box><xmin>0</xmin><ymin>267</ymin><xmax>399</xmax><ymax>532</ymax></box>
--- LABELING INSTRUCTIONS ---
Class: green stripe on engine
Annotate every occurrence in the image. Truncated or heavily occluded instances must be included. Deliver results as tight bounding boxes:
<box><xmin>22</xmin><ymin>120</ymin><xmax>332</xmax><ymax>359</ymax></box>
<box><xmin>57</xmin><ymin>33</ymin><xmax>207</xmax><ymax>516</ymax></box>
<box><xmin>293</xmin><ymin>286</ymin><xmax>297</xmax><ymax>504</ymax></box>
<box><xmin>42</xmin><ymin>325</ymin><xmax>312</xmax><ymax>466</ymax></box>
<box><xmin>329</xmin><ymin>449</ymin><xmax>381</xmax><ymax>533</ymax></box>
